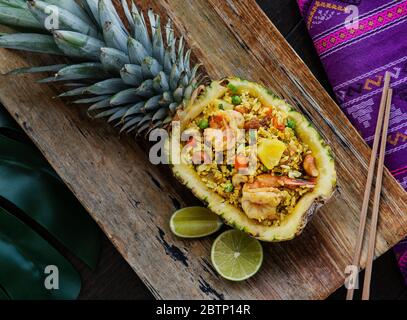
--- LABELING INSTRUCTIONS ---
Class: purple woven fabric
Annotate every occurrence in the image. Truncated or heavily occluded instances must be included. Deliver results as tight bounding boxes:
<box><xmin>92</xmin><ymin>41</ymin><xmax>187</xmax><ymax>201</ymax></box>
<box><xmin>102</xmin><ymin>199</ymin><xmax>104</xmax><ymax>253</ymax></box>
<box><xmin>297</xmin><ymin>0</ymin><xmax>407</xmax><ymax>285</ymax></box>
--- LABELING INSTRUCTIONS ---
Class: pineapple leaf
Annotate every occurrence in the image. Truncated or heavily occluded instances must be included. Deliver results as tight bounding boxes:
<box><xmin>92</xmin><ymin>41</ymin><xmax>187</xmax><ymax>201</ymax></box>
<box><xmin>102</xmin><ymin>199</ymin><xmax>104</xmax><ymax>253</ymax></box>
<box><xmin>103</xmin><ymin>20</ymin><xmax>128</xmax><ymax>53</ymax></box>
<box><xmin>128</xmin><ymin>36</ymin><xmax>149</xmax><ymax>65</ymax></box>
<box><xmin>41</xmin><ymin>0</ymin><xmax>94</xmax><ymax>25</ymax></box>
<box><xmin>0</xmin><ymin>0</ymin><xmax>27</xmax><ymax>10</ymax></box>
<box><xmin>0</xmin><ymin>33</ymin><xmax>62</xmax><ymax>54</ymax></box>
<box><xmin>110</xmin><ymin>87</ymin><xmax>140</xmax><ymax>105</ymax></box>
<box><xmin>5</xmin><ymin>64</ymin><xmax>66</xmax><ymax>75</ymax></box>
<box><xmin>74</xmin><ymin>94</ymin><xmax>112</xmax><ymax>104</ymax></box>
<box><xmin>123</xmin><ymin>101</ymin><xmax>144</xmax><ymax>118</ymax></box>
<box><xmin>53</xmin><ymin>30</ymin><xmax>105</xmax><ymax>60</ymax></box>
<box><xmin>0</xmin><ymin>4</ymin><xmax>42</xmax><ymax>29</ymax></box>
<box><xmin>100</xmin><ymin>47</ymin><xmax>130</xmax><ymax>72</ymax></box>
<box><xmin>85</xmin><ymin>78</ymin><xmax>129</xmax><ymax>95</ymax></box>
<box><xmin>151</xmin><ymin>14</ymin><xmax>165</xmax><ymax>64</ymax></box>
<box><xmin>120</xmin><ymin>0</ymin><xmax>134</xmax><ymax>29</ymax></box>
<box><xmin>120</xmin><ymin>63</ymin><xmax>143</xmax><ymax>86</ymax></box>
<box><xmin>143</xmin><ymin>95</ymin><xmax>162</xmax><ymax>112</ymax></box>
<box><xmin>93</xmin><ymin>106</ymin><xmax>123</xmax><ymax>119</ymax></box>
<box><xmin>120</xmin><ymin>115</ymin><xmax>143</xmax><ymax>133</ymax></box>
<box><xmin>153</xmin><ymin>71</ymin><xmax>170</xmax><ymax>92</ymax></box>
<box><xmin>88</xmin><ymin>97</ymin><xmax>111</xmax><ymax>111</ymax></box>
<box><xmin>81</xmin><ymin>0</ymin><xmax>101</xmax><ymax>27</ymax></box>
<box><xmin>141</xmin><ymin>56</ymin><xmax>162</xmax><ymax>78</ymax></box>
<box><xmin>98</xmin><ymin>0</ymin><xmax>127</xmax><ymax>35</ymax></box>
<box><xmin>54</xmin><ymin>63</ymin><xmax>108</xmax><ymax>82</ymax></box>
<box><xmin>152</xmin><ymin>107</ymin><xmax>169</xmax><ymax>121</ymax></box>
<box><xmin>28</xmin><ymin>0</ymin><xmax>100</xmax><ymax>39</ymax></box>
<box><xmin>131</xmin><ymin>3</ymin><xmax>152</xmax><ymax>55</ymax></box>
<box><xmin>107</xmin><ymin>106</ymin><xmax>128</xmax><ymax>123</ymax></box>
<box><xmin>58</xmin><ymin>86</ymin><xmax>87</xmax><ymax>97</ymax></box>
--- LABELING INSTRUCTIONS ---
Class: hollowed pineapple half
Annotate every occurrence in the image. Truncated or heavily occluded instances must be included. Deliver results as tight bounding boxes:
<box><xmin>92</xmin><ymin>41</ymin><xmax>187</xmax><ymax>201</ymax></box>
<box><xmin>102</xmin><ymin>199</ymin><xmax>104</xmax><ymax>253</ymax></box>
<box><xmin>170</xmin><ymin>78</ymin><xmax>337</xmax><ymax>242</ymax></box>
<box><xmin>0</xmin><ymin>2</ymin><xmax>336</xmax><ymax>242</ymax></box>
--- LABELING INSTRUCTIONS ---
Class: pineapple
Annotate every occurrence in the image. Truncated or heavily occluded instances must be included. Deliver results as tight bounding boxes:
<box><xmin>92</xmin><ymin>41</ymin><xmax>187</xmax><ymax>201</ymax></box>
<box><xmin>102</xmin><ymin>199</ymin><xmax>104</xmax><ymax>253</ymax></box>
<box><xmin>0</xmin><ymin>0</ymin><xmax>336</xmax><ymax>241</ymax></box>
<box><xmin>173</xmin><ymin>78</ymin><xmax>336</xmax><ymax>241</ymax></box>
<box><xmin>0</xmin><ymin>0</ymin><xmax>202</xmax><ymax>134</ymax></box>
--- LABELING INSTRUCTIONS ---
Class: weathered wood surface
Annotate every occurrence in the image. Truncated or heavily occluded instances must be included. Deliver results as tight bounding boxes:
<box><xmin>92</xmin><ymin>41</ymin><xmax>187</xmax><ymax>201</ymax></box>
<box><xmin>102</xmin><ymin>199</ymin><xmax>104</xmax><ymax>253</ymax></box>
<box><xmin>0</xmin><ymin>0</ymin><xmax>406</xmax><ymax>300</ymax></box>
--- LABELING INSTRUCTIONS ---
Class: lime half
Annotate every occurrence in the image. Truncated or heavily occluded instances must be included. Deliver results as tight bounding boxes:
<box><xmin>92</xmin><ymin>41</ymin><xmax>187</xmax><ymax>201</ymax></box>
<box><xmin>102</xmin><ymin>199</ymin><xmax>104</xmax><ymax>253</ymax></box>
<box><xmin>170</xmin><ymin>207</ymin><xmax>223</xmax><ymax>238</ymax></box>
<box><xmin>211</xmin><ymin>230</ymin><xmax>263</xmax><ymax>281</ymax></box>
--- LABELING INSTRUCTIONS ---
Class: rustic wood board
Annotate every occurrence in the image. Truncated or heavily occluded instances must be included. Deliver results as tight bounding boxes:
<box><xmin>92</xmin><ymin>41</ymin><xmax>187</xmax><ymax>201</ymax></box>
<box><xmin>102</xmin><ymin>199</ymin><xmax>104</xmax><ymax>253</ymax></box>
<box><xmin>1</xmin><ymin>0</ymin><xmax>407</xmax><ymax>300</ymax></box>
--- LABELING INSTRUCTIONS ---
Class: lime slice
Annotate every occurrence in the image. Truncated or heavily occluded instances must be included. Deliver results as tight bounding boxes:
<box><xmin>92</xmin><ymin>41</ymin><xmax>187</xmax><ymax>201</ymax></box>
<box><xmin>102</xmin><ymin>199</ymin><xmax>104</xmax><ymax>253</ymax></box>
<box><xmin>170</xmin><ymin>207</ymin><xmax>223</xmax><ymax>238</ymax></box>
<box><xmin>211</xmin><ymin>230</ymin><xmax>263</xmax><ymax>281</ymax></box>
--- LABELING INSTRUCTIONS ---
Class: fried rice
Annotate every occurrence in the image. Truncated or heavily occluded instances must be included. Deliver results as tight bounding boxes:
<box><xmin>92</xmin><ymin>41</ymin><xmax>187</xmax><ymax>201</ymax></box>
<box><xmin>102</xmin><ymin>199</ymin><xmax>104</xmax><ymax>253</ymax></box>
<box><xmin>181</xmin><ymin>84</ymin><xmax>318</xmax><ymax>226</ymax></box>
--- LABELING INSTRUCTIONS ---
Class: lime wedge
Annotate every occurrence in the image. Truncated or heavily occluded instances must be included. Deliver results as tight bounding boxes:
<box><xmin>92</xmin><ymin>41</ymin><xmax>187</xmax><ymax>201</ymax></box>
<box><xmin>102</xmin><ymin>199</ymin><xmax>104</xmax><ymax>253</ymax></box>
<box><xmin>211</xmin><ymin>230</ymin><xmax>263</xmax><ymax>281</ymax></box>
<box><xmin>170</xmin><ymin>207</ymin><xmax>223</xmax><ymax>238</ymax></box>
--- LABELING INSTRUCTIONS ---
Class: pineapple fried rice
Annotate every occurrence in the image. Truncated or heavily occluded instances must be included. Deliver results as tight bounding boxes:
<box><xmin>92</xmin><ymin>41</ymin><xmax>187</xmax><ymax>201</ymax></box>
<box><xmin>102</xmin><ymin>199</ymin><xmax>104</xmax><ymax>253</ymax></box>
<box><xmin>181</xmin><ymin>84</ymin><xmax>319</xmax><ymax>227</ymax></box>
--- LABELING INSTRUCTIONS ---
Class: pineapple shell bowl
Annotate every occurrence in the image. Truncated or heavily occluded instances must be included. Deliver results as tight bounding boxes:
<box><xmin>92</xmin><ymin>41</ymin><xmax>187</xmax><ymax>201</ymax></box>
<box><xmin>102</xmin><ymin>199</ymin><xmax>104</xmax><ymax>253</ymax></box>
<box><xmin>171</xmin><ymin>78</ymin><xmax>337</xmax><ymax>241</ymax></box>
<box><xmin>0</xmin><ymin>0</ymin><xmax>336</xmax><ymax>242</ymax></box>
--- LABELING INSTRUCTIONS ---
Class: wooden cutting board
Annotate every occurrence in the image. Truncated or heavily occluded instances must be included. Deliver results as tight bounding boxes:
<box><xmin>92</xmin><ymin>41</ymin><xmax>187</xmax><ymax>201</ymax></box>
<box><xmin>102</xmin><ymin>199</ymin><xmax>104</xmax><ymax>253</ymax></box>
<box><xmin>0</xmin><ymin>0</ymin><xmax>406</xmax><ymax>300</ymax></box>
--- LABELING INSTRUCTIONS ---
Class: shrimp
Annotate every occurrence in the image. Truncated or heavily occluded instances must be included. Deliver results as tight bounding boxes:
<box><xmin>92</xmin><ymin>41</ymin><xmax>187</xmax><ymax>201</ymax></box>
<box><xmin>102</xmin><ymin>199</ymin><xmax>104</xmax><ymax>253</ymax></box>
<box><xmin>209</xmin><ymin>110</ymin><xmax>244</xmax><ymax>130</ymax></box>
<box><xmin>240</xmin><ymin>174</ymin><xmax>315</xmax><ymax>221</ymax></box>
<box><xmin>246</xmin><ymin>174</ymin><xmax>316</xmax><ymax>189</ymax></box>
<box><xmin>207</xmin><ymin>110</ymin><xmax>244</xmax><ymax>151</ymax></box>
<box><xmin>241</xmin><ymin>185</ymin><xmax>285</xmax><ymax>221</ymax></box>
<box><xmin>223</xmin><ymin>110</ymin><xmax>245</xmax><ymax>129</ymax></box>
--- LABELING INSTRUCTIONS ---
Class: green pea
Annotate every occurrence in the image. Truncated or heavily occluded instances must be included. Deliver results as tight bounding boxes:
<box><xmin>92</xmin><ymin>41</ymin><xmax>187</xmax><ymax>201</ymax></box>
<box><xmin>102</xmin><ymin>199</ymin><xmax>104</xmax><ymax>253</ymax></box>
<box><xmin>232</xmin><ymin>95</ymin><xmax>242</xmax><ymax>105</ymax></box>
<box><xmin>198</xmin><ymin>119</ymin><xmax>209</xmax><ymax>129</ymax></box>
<box><xmin>227</xmin><ymin>83</ymin><xmax>238</xmax><ymax>94</ymax></box>
<box><xmin>224</xmin><ymin>183</ymin><xmax>234</xmax><ymax>193</ymax></box>
<box><xmin>287</xmin><ymin>119</ymin><xmax>296</xmax><ymax>129</ymax></box>
<box><xmin>218</xmin><ymin>103</ymin><xmax>224</xmax><ymax>110</ymax></box>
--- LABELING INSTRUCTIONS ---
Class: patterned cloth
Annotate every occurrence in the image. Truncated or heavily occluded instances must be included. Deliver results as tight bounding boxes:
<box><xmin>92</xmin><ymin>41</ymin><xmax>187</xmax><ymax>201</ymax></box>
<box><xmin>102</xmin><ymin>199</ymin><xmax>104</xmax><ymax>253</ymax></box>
<box><xmin>297</xmin><ymin>0</ymin><xmax>407</xmax><ymax>285</ymax></box>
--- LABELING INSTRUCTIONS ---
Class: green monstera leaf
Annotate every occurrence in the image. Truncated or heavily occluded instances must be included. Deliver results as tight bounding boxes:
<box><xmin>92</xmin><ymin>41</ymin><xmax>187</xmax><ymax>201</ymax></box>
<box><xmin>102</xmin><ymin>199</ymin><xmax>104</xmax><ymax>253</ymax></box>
<box><xmin>0</xmin><ymin>106</ymin><xmax>101</xmax><ymax>299</ymax></box>
<box><xmin>0</xmin><ymin>134</ymin><xmax>101</xmax><ymax>269</ymax></box>
<box><xmin>0</xmin><ymin>207</ymin><xmax>81</xmax><ymax>299</ymax></box>
<box><xmin>0</xmin><ymin>286</ymin><xmax>9</xmax><ymax>300</ymax></box>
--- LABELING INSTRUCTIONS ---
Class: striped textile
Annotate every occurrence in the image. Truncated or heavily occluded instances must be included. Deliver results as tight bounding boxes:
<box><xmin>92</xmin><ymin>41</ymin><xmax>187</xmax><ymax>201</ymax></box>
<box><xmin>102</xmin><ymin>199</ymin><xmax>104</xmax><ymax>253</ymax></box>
<box><xmin>297</xmin><ymin>0</ymin><xmax>407</xmax><ymax>285</ymax></box>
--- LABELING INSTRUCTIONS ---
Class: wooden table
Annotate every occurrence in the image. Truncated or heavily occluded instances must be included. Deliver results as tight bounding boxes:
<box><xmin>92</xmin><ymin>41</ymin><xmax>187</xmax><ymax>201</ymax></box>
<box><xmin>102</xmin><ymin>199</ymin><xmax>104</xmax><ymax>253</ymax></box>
<box><xmin>0</xmin><ymin>0</ymin><xmax>406</xmax><ymax>300</ymax></box>
<box><xmin>77</xmin><ymin>0</ymin><xmax>406</xmax><ymax>300</ymax></box>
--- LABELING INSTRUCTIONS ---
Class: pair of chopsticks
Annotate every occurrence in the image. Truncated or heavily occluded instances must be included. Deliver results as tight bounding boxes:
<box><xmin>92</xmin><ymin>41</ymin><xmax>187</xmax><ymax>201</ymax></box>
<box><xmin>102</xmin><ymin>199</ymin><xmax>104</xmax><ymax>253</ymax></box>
<box><xmin>346</xmin><ymin>71</ymin><xmax>393</xmax><ymax>301</ymax></box>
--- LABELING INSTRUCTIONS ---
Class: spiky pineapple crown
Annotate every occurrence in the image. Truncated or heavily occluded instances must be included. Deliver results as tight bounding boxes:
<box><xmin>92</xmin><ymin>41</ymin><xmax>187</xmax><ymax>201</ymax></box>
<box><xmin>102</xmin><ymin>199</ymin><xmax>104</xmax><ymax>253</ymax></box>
<box><xmin>0</xmin><ymin>0</ymin><xmax>202</xmax><ymax>134</ymax></box>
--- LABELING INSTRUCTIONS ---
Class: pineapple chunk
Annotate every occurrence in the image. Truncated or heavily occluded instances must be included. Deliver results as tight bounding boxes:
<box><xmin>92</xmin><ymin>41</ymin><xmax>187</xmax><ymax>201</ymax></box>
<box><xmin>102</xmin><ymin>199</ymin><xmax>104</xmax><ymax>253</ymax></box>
<box><xmin>258</xmin><ymin>139</ymin><xmax>286</xmax><ymax>169</ymax></box>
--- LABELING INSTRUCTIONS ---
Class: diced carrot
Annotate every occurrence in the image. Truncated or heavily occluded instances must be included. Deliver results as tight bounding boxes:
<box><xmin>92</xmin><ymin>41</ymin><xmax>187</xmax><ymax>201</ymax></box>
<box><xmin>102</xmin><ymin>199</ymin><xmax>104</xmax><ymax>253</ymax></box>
<box><xmin>264</xmin><ymin>107</ymin><xmax>273</xmax><ymax>116</ymax></box>
<box><xmin>273</xmin><ymin>117</ymin><xmax>285</xmax><ymax>131</ymax></box>
<box><xmin>209</xmin><ymin>114</ymin><xmax>224</xmax><ymax>129</ymax></box>
<box><xmin>235</xmin><ymin>154</ymin><xmax>249</xmax><ymax>169</ymax></box>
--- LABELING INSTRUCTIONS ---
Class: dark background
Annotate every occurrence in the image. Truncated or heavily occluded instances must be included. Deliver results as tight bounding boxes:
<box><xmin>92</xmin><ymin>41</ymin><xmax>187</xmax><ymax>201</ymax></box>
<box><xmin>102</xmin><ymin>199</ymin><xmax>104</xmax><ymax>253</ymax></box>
<box><xmin>46</xmin><ymin>0</ymin><xmax>407</xmax><ymax>300</ymax></box>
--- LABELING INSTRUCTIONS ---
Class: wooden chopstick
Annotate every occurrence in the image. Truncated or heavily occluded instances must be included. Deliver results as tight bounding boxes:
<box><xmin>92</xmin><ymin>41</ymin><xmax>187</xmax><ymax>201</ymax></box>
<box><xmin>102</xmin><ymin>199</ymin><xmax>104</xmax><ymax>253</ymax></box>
<box><xmin>361</xmin><ymin>88</ymin><xmax>393</xmax><ymax>300</ymax></box>
<box><xmin>346</xmin><ymin>71</ymin><xmax>391</xmax><ymax>300</ymax></box>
